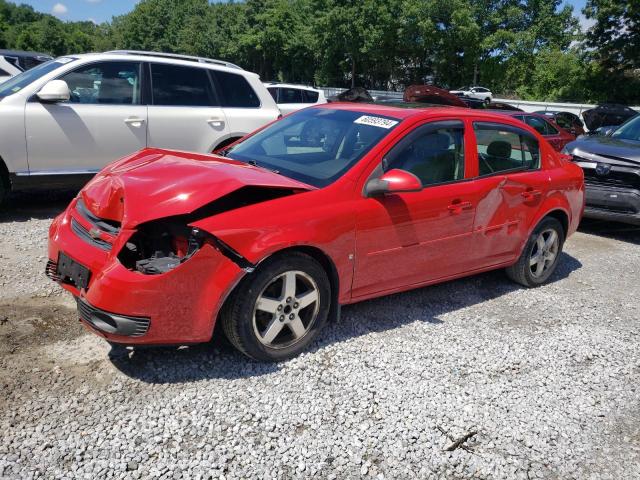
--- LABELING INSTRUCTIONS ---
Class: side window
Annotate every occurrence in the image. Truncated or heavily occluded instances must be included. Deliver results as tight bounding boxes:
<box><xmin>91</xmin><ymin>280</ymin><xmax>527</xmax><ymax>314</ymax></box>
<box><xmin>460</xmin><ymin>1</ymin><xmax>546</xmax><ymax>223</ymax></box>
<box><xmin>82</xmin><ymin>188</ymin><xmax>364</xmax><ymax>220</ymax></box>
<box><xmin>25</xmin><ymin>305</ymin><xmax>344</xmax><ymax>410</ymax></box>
<box><xmin>554</xmin><ymin>114</ymin><xmax>571</xmax><ymax>129</ymax></box>
<box><xmin>474</xmin><ymin>122</ymin><xmax>540</xmax><ymax>175</ymax></box>
<box><xmin>151</xmin><ymin>64</ymin><xmax>216</xmax><ymax>107</ymax></box>
<box><xmin>384</xmin><ymin>123</ymin><xmax>465</xmax><ymax>186</ymax></box>
<box><xmin>267</xmin><ymin>87</ymin><xmax>277</xmax><ymax>101</ymax></box>
<box><xmin>279</xmin><ymin>87</ymin><xmax>303</xmax><ymax>103</ymax></box>
<box><xmin>303</xmin><ymin>90</ymin><xmax>319</xmax><ymax>103</ymax></box>
<box><xmin>61</xmin><ymin>61</ymin><xmax>141</xmax><ymax>105</ymax></box>
<box><xmin>524</xmin><ymin>115</ymin><xmax>552</xmax><ymax>135</ymax></box>
<box><xmin>214</xmin><ymin>70</ymin><xmax>260</xmax><ymax>108</ymax></box>
<box><xmin>0</xmin><ymin>67</ymin><xmax>10</xmax><ymax>76</ymax></box>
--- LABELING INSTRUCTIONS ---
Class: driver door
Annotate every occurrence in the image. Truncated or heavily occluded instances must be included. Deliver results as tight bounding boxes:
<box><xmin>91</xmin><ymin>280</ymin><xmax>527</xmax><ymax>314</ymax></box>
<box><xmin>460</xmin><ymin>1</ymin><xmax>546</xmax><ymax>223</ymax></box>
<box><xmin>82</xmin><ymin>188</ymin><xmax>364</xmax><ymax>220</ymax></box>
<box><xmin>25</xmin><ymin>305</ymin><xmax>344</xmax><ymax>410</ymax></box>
<box><xmin>352</xmin><ymin>120</ymin><xmax>478</xmax><ymax>299</ymax></box>
<box><xmin>25</xmin><ymin>60</ymin><xmax>147</xmax><ymax>174</ymax></box>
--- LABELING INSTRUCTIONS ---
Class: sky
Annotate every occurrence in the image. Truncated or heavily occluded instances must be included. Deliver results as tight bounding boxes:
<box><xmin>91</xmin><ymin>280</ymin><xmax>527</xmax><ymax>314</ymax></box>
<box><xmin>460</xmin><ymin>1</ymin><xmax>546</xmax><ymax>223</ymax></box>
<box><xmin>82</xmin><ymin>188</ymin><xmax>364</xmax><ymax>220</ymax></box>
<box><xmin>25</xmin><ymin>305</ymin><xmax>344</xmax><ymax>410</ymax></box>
<box><xmin>18</xmin><ymin>0</ymin><xmax>594</xmax><ymax>29</ymax></box>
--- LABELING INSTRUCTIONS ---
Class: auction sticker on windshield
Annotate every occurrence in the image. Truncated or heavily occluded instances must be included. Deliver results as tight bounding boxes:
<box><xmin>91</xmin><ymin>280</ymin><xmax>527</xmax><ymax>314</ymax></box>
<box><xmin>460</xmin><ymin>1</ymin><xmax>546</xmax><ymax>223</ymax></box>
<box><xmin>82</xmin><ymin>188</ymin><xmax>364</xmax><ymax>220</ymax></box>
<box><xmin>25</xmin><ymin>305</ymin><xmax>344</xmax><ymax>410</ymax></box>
<box><xmin>354</xmin><ymin>115</ymin><xmax>399</xmax><ymax>129</ymax></box>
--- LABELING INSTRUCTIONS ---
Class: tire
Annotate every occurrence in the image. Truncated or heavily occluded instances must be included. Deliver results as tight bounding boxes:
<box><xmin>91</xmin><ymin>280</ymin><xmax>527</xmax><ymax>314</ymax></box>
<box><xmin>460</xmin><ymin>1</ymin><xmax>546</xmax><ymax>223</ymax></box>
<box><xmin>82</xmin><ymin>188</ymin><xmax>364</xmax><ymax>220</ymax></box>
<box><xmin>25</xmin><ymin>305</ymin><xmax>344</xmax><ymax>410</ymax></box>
<box><xmin>221</xmin><ymin>252</ymin><xmax>331</xmax><ymax>362</ymax></box>
<box><xmin>484</xmin><ymin>97</ymin><xmax>491</xmax><ymax>105</ymax></box>
<box><xmin>506</xmin><ymin>217</ymin><xmax>564</xmax><ymax>287</ymax></box>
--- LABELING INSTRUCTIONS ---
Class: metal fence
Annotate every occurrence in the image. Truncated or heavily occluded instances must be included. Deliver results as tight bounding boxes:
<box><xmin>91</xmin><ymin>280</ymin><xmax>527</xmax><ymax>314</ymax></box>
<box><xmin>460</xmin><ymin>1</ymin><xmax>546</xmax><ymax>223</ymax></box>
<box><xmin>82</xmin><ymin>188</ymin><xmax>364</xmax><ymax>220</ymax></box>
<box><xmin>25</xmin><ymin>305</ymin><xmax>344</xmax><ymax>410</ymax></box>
<box><xmin>319</xmin><ymin>87</ymin><xmax>640</xmax><ymax>120</ymax></box>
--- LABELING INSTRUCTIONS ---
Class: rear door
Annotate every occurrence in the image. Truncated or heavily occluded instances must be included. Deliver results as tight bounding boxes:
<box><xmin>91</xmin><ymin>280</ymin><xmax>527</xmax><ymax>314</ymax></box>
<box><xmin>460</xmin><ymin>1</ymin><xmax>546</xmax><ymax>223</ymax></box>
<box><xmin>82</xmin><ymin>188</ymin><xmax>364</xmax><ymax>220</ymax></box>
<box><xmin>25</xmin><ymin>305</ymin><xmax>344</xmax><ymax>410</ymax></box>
<box><xmin>25</xmin><ymin>60</ymin><xmax>147</xmax><ymax>173</ymax></box>
<box><xmin>469</xmin><ymin>121</ymin><xmax>549</xmax><ymax>265</ymax></box>
<box><xmin>146</xmin><ymin>62</ymin><xmax>230</xmax><ymax>153</ymax></box>
<box><xmin>352</xmin><ymin>119</ymin><xmax>479</xmax><ymax>298</ymax></box>
<box><xmin>213</xmin><ymin>69</ymin><xmax>277</xmax><ymax>138</ymax></box>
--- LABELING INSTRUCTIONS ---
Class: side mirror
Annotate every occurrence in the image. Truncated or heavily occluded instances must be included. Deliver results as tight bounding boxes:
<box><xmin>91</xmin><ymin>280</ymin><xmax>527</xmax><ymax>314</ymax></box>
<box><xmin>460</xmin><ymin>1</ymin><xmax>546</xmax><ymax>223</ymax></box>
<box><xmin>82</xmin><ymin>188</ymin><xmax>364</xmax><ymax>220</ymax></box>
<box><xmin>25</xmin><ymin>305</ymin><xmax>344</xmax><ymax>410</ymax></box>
<box><xmin>36</xmin><ymin>80</ymin><xmax>70</xmax><ymax>103</ymax></box>
<box><xmin>364</xmin><ymin>169</ymin><xmax>422</xmax><ymax>197</ymax></box>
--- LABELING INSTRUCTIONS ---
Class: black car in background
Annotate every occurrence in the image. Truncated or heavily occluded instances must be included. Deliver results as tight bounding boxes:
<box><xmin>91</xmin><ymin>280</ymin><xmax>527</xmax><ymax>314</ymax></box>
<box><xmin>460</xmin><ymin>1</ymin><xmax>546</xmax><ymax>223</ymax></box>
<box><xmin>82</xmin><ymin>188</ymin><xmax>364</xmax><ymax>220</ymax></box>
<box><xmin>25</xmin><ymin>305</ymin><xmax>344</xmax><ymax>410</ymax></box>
<box><xmin>563</xmin><ymin>115</ymin><xmax>640</xmax><ymax>225</ymax></box>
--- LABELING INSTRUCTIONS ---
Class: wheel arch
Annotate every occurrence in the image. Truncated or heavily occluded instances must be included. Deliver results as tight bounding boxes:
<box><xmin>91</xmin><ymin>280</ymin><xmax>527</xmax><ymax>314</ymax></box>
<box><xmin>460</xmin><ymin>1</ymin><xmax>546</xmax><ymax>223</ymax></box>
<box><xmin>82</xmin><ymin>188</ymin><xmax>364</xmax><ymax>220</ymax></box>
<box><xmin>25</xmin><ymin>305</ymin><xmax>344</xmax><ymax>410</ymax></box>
<box><xmin>543</xmin><ymin>208</ymin><xmax>569</xmax><ymax>240</ymax></box>
<box><xmin>258</xmin><ymin>245</ymin><xmax>341</xmax><ymax>322</ymax></box>
<box><xmin>216</xmin><ymin>244</ymin><xmax>342</xmax><ymax>330</ymax></box>
<box><xmin>0</xmin><ymin>156</ymin><xmax>11</xmax><ymax>191</ymax></box>
<box><xmin>211</xmin><ymin>134</ymin><xmax>243</xmax><ymax>153</ymax></box>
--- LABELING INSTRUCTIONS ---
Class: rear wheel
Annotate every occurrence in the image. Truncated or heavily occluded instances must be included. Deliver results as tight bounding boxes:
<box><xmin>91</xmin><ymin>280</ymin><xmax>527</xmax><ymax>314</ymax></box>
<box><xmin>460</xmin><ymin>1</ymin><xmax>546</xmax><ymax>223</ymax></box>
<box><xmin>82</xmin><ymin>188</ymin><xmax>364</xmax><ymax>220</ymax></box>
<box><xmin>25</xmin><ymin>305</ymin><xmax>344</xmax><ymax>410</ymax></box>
<box><xmin>221</xmin><ymin>252</ymin><xmax>331</xmax><ymax>361</ymax></box>
<box><xmin>484</xmin><ymin>97</ymin><xmax>491</xmax><ymax>105</ymax></box>
<box><xmin>506</xmin><ymin>217</ymin><xmax>564</xmax><ymax>287</ymax></box>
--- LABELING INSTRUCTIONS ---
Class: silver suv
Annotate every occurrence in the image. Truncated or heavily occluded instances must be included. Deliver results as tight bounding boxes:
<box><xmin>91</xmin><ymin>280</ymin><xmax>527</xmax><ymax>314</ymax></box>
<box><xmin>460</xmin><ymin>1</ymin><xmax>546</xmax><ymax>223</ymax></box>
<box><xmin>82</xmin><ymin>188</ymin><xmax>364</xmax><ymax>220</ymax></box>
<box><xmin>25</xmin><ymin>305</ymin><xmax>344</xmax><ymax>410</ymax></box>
<box><xmin>0</xmin><ymin>50</ymin><xmax>280</xmax><ymax>204</ymax></box>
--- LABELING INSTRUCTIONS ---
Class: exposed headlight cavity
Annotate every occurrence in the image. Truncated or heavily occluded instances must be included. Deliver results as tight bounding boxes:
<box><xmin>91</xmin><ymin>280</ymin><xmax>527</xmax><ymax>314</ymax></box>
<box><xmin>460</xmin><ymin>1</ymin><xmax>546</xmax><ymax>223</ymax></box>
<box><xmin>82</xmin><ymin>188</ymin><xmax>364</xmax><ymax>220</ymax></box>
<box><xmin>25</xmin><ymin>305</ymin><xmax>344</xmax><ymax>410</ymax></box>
<box><xmin>118</xmin><ymin>220</ymin><xmax>210</xmax><ymax>275</ymax></box>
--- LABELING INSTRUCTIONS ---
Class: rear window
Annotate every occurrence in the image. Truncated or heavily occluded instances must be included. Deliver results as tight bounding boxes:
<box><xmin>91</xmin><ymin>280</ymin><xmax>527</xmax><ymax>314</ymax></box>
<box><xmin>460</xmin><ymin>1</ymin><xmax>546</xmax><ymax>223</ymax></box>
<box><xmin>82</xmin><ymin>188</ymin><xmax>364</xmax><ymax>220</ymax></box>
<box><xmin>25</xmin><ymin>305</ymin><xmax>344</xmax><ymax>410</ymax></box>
<box><xmin>214</xmin><ymin>70</ymin><xmax>260</xmax><ymax>108</ymax></box>
<box><xmin>151</xmin><ymin>63</ymin><xmax>216</xmax><ymax>107</ymax></box>
<box><xmin>303</xmin><ymin>90</ymin><xmax>319</xmax><ymax>103</ymax></box>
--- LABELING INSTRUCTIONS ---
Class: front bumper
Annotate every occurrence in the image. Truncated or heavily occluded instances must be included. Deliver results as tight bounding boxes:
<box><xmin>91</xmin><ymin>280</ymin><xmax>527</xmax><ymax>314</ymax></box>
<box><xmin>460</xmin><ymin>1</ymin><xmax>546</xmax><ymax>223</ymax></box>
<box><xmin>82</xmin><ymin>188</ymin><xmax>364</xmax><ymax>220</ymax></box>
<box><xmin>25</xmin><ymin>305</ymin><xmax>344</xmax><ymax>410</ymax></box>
<box><xmin>47</xmin><ymin>203</ymin><xmax>244</xmax><ymax>345</ymax></box>
<box><xmin>583</xmin><ymin>184</ymin><xmax>640</xmax><ymax>225</ymax></box>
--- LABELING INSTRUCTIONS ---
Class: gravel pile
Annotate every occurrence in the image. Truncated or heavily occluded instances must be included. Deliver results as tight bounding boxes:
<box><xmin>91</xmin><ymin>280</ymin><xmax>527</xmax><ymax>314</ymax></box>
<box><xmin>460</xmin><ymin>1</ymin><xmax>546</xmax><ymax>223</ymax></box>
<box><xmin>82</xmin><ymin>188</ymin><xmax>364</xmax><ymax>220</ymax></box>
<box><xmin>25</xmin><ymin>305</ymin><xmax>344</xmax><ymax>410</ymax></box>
<box><xmin>1</xmin><ymin>200</ymin><xmax>639</xmax><ymax>479</ymax></box>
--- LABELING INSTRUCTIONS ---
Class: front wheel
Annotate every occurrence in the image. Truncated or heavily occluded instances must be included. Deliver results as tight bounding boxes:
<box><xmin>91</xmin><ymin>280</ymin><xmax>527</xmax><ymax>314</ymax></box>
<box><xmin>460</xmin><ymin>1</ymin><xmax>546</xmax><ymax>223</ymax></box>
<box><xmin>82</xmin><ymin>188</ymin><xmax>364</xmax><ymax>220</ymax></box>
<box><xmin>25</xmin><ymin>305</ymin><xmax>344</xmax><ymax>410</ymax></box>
<box><xmin>221</xmin><ymin>252</ymin><xmax>331</xmax><ymax>361</ymax></box>
<box><xmin>484</xmin><ymin>97</ymin><xmax>491</xmax><ymax>105</ymax></box>
<box><xmin>506</xmin><ymin>217</ymin><xmax>564</xmax><ymax>287</ymax></box>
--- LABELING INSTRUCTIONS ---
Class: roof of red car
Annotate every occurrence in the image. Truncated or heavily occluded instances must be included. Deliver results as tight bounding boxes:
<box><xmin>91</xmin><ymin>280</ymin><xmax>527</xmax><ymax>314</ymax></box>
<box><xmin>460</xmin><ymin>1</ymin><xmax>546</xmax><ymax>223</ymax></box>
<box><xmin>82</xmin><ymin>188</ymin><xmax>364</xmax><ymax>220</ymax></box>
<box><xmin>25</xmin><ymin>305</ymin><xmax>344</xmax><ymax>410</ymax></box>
<box><xmin>318</xmin><ymin>102</ymin><xmax>470</xmax><ymax>120</ymax></box>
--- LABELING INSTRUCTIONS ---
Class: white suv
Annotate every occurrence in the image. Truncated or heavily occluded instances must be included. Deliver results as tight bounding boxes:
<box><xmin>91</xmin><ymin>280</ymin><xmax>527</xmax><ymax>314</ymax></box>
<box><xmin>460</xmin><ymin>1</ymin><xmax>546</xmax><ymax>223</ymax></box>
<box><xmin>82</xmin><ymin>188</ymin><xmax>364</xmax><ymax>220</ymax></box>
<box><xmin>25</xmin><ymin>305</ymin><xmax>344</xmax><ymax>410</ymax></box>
<box><xmin>265</xmin><ymin>83</ymin><xmax>326</xmax><ymax>115</ymax></box>
<box><xmin>0</xmin><ymin>50</ymin><xmax>280</xmax><ymax>204</ymax></box>
<box><xmin>449</xmin><ymin>86</ymin><xmax>493</xmax><ymax>104</ymax></box>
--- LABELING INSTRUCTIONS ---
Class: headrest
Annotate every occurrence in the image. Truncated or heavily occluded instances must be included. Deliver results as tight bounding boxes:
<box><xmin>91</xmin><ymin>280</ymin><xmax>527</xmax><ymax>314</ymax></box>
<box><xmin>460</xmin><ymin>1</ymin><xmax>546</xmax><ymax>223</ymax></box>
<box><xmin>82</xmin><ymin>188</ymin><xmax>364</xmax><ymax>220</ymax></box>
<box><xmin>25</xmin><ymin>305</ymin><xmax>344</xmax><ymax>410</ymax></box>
<box><xmin>487</xmin><ymin>140</ymin><xmax>512</xmax><ymax>158</ymax></box>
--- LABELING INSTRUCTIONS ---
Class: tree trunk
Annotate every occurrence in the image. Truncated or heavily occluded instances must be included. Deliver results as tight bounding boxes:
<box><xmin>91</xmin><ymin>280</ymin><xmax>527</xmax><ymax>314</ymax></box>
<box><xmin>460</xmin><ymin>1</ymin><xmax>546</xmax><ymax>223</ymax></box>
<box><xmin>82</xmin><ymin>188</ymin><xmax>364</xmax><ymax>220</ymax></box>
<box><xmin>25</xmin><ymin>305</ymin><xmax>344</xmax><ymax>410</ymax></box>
<box><xmin>351</xmin><ymin>55</ymin><xmax>356</xmax><ymax>88</ymax></box>
<box><xmin>472</xmin><ymin>60</ymin><xmax>478</xmax><ymax>85</ymax></box>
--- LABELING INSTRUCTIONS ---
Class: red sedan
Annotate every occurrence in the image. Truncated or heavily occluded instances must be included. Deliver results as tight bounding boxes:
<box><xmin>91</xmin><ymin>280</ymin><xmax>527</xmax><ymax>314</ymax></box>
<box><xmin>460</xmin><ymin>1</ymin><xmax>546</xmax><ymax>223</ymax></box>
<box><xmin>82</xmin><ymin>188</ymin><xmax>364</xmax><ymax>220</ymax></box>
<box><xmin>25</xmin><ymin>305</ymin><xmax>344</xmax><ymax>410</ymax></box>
<box><xmin>47</xmin><ymin>104</ymin><xmax>585</xmax><ymax>361</ymax></box>
<box><xmin>496</xmin><ymin>111</ymin><xmax>576</xmax><ymax>152</ymax></box>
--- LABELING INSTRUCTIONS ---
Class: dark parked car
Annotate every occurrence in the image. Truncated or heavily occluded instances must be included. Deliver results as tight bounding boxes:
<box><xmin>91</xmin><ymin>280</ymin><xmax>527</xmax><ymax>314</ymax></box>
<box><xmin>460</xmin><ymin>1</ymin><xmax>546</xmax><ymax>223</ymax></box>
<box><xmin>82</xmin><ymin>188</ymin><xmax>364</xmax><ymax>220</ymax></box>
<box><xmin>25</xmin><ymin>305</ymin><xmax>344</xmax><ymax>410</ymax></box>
<box><xmin>581</xmin><ymin>104</ymin><xmax>637</xmax><ymax>132</ymax></box>
<box><xmin>563</xmin><ymin>115</ymin><xmax>640</xmax><ymax>225</ymax></box>
<box><xmin>535</xmin><ymin>111</ymin><xmax>585</xmax><ymax>136</ymax></box>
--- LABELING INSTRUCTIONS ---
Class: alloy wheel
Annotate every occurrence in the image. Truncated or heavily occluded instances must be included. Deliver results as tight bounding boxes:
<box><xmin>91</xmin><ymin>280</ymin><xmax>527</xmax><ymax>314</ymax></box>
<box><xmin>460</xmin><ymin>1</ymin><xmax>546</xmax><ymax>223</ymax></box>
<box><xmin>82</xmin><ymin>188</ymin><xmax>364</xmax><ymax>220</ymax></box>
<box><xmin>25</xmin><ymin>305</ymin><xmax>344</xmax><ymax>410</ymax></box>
<box><xmin>529</xmin><ymin>228</ymin><xmax>559</xmax><ymax>278</ymax></box>
<box><xmin>252</xmin><ymin>270</ymin><xmax>320</xmax><ymax>349</ymax></box>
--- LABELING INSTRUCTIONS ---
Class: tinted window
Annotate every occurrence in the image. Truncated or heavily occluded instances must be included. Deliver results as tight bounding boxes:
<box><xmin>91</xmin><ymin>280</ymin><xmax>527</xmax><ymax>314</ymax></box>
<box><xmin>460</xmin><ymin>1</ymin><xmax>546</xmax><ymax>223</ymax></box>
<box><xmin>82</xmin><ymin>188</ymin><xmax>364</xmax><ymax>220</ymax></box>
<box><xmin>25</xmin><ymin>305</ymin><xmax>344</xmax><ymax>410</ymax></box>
<box><xmin>151</xmin><ymin>64</ymin><xmax>215</xmax><ymax>106</ymax></box>
<box><xmin>524</xmin><ymin>115</ymin><xmax>557</xmax><ymax>135</ymax></box>
<box><xmin>303</xmin><ymin>89</ymin><xmax>319</xmax><ymax>103</ymax></box>
<box><xmin>0</xmin><ymin>67</ymin><xmax>10</xmax><ymax>76</ymax></box>
<box><xmin>214</xmin><ymin>70</ymin><xmax>260</xmax><ymax>108</ymax></box>
<box><xmin>227</xmin><ymin>109</ymin><xmax>397</xmax><ymax>187</ymax></box>
<box><xmin>554</xmin><ymin>114</ymin><xmax>572</xmax><ymax>129</ymax></box>
<box><xmin>474</xmin><ymin>122</ymin><xmax>540</xmax><ymax>175</ymax></box>
<box><xmin>279</xmin><ymin>88</ymin><xmax>303</xmax><ymax>103</ymax></box>
<box><xmin>267</xmin><ymin>87</ymin><xmax>277</xmax><ymax>101</ymax></box>
<box><xmin>62</xmin><ymin>61</ymin><xmax>141</xmax><ymax>105</ymax></box>
<box><xmin>0</xmin><ymin>58</ymin><xmax>74</xmax><ymax>98</ymax></box>
<box><xmin>385</xmin><ymin>124</ymin><xmax>465</xmax><ymax>186</ymax></box>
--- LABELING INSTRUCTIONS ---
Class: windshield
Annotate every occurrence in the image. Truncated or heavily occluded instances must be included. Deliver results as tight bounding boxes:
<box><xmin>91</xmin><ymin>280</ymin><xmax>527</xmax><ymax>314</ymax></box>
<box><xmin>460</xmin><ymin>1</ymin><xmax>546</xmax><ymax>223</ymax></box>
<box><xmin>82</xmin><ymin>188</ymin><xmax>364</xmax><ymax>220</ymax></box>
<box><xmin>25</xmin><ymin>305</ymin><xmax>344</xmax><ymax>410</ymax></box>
<box><xmin>0</xmin><ymin>58</ymin><xmax>75</xmax><ymax>99</ymax></box>
<box><xmin>226</xmin><ymin>108</ymin><xmax>400</xmax><ymax>187</ymax></box>
<box><xmin>611</xmin><ymin>115</ymin><xmax>640</xmax><ymax>141</ymax></box>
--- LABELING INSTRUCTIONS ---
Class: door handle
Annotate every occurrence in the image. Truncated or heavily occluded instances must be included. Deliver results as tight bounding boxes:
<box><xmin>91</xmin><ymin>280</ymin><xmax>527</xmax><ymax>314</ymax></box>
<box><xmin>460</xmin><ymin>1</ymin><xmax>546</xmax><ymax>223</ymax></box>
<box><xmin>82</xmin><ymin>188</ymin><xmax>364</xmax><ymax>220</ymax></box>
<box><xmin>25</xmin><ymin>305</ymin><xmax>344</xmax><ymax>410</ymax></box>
<box><xmin>207</xmin><ymin>118</ymin><xmax>225</xmax><ymax>127</ymax></box>
<box><xmin>124</xmin><ymin>117</ymin><xmax>145</xmax><ymax>127</ymax></box>
<box><xmin>521</xmin><ymin>189</ymin><xmax>542</xmax><ymax>200</ymax></box>
<box><xmin>447</xmin><ymin>200</ymin><xmax>473</xmax><ymax>213</ymax></box>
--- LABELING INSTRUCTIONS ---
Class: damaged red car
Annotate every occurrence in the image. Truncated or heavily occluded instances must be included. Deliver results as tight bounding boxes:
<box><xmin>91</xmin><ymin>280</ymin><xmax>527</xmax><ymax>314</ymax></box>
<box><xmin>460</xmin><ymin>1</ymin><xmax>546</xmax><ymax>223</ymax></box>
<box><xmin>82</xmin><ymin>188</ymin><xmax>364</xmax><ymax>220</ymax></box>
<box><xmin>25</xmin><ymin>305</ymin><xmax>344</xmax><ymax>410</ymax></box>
<box><xmin>47</xmin><ymin>104</ymin><xmax>585</xmax><ymax>361</ymax></box>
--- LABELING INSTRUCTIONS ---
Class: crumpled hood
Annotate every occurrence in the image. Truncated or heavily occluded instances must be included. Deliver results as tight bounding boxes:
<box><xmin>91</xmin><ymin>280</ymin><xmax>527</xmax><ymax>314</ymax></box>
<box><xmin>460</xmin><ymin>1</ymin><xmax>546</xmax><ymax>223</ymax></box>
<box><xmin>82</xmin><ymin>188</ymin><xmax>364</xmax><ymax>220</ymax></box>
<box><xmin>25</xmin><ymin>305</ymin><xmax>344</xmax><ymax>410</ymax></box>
<box><xmin>565</xmin><ymin>136</ymin><xmax>640</xmax><ymax>165</ymax></box>
<box><xmin>80</xmin><ymin>148</ymin><xmax>314</xmax><ymax>228</ymax></box>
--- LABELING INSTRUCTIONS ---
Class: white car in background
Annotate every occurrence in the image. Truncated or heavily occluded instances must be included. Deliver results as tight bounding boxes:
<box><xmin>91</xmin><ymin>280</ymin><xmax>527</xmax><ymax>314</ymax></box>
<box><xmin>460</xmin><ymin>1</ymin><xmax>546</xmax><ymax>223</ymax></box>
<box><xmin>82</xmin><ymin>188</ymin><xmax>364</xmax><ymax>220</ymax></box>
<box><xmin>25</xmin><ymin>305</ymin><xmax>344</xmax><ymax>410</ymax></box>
<box><xmin>265</xmin><ymin>82</ymin><xmax>327</xmax><ymax>115</ymax></box>
<box><xmin>449</xmin><ymin>86</ymin><xmax>493</xmax><ymax>104</ymax></box>
<box><xmin>0</xmin><ymin>50</ymin><xmax>52</xmax><ymax>83</ymax></box>
<box><xmin>0</xmin><ymin>50</ymin><xmax>280</xmax><ymax>205</ymax></box>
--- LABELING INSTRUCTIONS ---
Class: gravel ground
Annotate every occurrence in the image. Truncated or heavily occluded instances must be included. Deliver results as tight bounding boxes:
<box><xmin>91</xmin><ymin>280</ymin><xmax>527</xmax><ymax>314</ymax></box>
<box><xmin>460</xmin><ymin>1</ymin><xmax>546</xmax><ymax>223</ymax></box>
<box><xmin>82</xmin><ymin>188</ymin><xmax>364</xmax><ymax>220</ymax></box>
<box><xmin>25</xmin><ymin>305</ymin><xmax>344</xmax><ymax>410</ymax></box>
<box><xmin>1</xmin><ymin>192</ymin><xmax>639</xmax><ymax>479</ymax></box>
